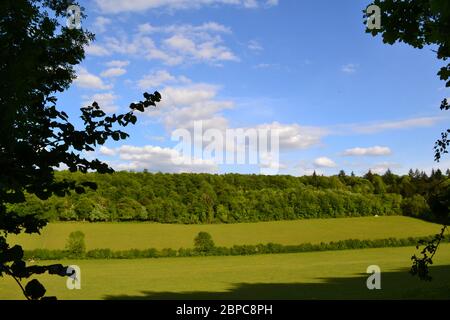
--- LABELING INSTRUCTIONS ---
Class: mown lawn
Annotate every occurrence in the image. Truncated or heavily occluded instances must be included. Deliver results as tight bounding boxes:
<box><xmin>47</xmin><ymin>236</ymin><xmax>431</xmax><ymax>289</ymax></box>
<box><xmin>1</xmin><ymin>245</ymin><xmax>450</xmax><ymax>300</ymax></box>
<box><xmin>8</xmin><ymin>216</ymin><xmax>445</xmax><ymax>250</ymax></box>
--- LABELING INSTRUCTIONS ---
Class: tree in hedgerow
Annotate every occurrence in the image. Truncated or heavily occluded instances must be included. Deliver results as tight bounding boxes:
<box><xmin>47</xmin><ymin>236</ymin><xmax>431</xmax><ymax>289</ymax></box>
<box><xmin>0</xmin><ymin>0</ymin><xmax>161</xmax><ymax>299</ymax></box>
<box><xmin>364</xmin><ymin>0</ymin><xmax>450</xmax><ymax>280</ymax></box>
<box><xmin>65</xmin><ymin>231</ymin><xmax>86</xmax><ymax>257</ymax></box>
<box><xmin>194</xmin><ymin>232</ymin><xmax>215</xmax><ymax>254</ymax></box>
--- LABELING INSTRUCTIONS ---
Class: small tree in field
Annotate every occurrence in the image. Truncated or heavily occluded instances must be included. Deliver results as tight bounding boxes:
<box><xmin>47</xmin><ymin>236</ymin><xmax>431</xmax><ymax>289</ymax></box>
<box><xmin>194</xmin><ymin>232</ymin><xmax>215</xmax><ymax>254</ymax></box>
<box><xmin>65</xmin><ymin>231</ymin><xmax>86</xmax><ymax>257</ymax></box>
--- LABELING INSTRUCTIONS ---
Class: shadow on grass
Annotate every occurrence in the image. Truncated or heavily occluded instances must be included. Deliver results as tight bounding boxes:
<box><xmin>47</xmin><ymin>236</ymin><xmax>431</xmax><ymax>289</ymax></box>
<box><xmin>104</xmin><ymin>265</ymin><xmax>450</xmax><ymax>300</ymax></box>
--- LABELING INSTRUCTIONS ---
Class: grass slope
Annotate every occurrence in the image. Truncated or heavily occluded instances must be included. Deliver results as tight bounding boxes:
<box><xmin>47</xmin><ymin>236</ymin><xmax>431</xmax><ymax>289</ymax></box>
<box><xmin>8</xmin><ymin>216</ymin><xmax>445</xmax><ymax>250</ymax></box>
<box><xmin>1</xmin><ymin>245</ymin><xmax>450</xmax><ymax>299</ymax></box>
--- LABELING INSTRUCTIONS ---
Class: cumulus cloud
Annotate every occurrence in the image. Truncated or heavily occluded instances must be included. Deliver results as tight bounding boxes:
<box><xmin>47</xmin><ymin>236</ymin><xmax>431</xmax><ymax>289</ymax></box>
<box><xmin>74</xmin><ymin>67</ymin><xmax>112</xmax><ymax>90</ymax></box>
<box><xmin>342</xmin><ymin>146</ymin><xmax>392</xmax><ymax>156</ymax></box>
<box><xmin>87</xmin><ymin>22</ymin><xmax>238</xmax><ymax>65</ymax></box>
<box><xmin>138</xmin><ymin>70</ymin><xmax>190</xmax><ymax>89</ymax></box>
<box><xmin>314</xmin><ymin>157</ymin><xmax>337</xmax><ymax>168</ymax></box>
<box><xmin>159</xmin><ymin>83</ymin><xmax>234</xmax><ymax>131</ymax></box>
<box><xmin>254</xmin><ymin>122</ymin><xmax>327</xmax><ymax>150</ymax></box>
<box><xmin>99</xmin><ymin>145</ymin><xmax>117</xmax><ymax>156</ymax></box>
<box><xmin>162</xmin><ymin>33</ymin><xmax>238</xmax><ymax>64</ymax></box>
<box><xmin>95</xmin><ymin>0</ymin><xmax>279</xmax><ymax>13</ymax></box>
<box><xmin>82</xmin><ymin>92</ymin><xmax>119</xmax><ymax>113</ymax></box>
<box><xmin>100</xmin><ymin>67</ymin><xmax>127</xmax><ymax>78</ymax></box>
<box><xmin>100</xmin><ymin>145</ymin><xmax>219</xmax><ymax>173</ymax></box>
<box><xmin>141</xmin><ymin>75</ymin><xmax>326</xmax><ymax>152</ymax></box>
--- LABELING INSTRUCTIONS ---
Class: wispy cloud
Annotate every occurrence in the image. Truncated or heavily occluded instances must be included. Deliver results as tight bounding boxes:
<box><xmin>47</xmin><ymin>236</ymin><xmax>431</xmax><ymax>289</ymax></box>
<box><xmin>92</xmin><ymin>16</ymin><xmax>111</xmax><ymax>33</ymax></box>
<box><xmin>95</xmin><ymin>0</ymin><xmax>279</xmax><ymax>14</ymax></box>
<box><xmin>352</xmin><ymin>116</ymin><xmax>444</xmax><ymax>134</ymax></box>
<box><xmin>341</xmin><ymin>63</ymin><xmax>358</xmax><ymax>74</ymax></box>
<box><xmin>248</xmin><ymin>40</ymin><xmax>263</xmax><ymax>51</ymax></box>
<box><xmin>342</xmin><ymin>146</ymin><xmax>392</xmax><ymax>156</ymax></box>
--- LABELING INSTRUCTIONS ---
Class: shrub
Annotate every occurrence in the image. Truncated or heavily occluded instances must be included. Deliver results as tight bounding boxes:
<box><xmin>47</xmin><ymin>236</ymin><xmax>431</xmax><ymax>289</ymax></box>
<box><xmin>194</xmin><ymin>232</ymin><xmax>215</xmax><ymax>253</ymax></box>
<box><xmin>65</xmin><ymin>231</ymin><xmax>86</xmax><ymax>257</ymax></box>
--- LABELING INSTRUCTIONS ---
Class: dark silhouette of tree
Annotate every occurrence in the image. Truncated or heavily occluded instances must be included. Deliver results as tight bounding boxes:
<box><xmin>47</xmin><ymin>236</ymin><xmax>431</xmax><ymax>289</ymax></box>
<box><xmin>364</xmin><ymin>0</ymin><xmax>450</xmax><ymax>280</ymax></box>
<box><xmin>0</xmin><ymin>0</ymin><xmax>161</xmax><ymax>299</ymax></box>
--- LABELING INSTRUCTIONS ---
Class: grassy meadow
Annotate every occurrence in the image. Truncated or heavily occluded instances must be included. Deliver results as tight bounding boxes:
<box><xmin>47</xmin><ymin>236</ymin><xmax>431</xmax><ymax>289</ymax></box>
<box><xmin>2</xmin><ymin>245</ymin><xmax>450</xmax><ymax>300</ymax></box>
<box><xmin>8</xmin><ymin>216</ymin><xmax>444</xmax><ymax>250</ymax></box>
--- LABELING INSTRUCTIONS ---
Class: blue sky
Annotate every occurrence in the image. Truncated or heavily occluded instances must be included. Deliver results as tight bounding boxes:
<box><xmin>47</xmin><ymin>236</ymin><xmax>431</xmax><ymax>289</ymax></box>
<box><xmin>60</xmin><ymin>0</ymin><xmax>450</xmax><ymax>176</ymax></box>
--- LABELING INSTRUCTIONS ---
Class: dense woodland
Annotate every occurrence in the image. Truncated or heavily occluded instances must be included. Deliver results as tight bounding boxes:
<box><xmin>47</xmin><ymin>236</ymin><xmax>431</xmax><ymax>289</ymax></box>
<box><xmin>9</xmin><ymin>169</ymin><xmax>450</xmax><ymax>224</ymax></box>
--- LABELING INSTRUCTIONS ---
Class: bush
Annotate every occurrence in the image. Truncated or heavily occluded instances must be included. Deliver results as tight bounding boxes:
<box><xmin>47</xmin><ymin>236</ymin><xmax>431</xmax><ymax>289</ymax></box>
<box><xmin>86</xmin><ymin>248</ymin><xmax>112</xmax><ymax>259</ymax></box>
<box><xmin>65</xmin><ymin>231</ymin><xmax>86</xmax><ymax>257</ymax></box>
<box><xmin>194</xmin><ymin>232</ymin><xmax>215</xmax><ymax>253</ymax></box>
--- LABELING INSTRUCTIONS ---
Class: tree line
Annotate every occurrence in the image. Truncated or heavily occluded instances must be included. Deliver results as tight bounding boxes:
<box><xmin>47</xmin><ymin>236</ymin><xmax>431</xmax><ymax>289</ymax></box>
<box><xmin>10</xmin><ymin>169</ymin><xmax>449</xmax><ymax>224</ymax></box>
<box><xmin>24</xmin><ymin>233</ymin><xmax>450</xmax><ymax>260</ymax></box>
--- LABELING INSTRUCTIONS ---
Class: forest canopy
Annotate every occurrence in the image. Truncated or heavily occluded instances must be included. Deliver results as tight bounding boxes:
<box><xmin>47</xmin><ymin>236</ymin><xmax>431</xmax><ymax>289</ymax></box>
<box><xmin>10</xmin><ymin>169</ymin><xmax>450</xmax><ymax>224</ymax></box>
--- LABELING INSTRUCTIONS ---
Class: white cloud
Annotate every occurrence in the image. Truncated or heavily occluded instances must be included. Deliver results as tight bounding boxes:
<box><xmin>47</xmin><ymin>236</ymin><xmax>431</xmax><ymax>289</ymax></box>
<box><xmin>353</xmin><ymin>116</ymin><xmax>444</xmax><ymax>134</ymax></box>
<box><xmin>100</xmin><ymin>67</ymin><xmax>127</xmax><ymax>78</ymax></box>
<box><xmin>95</xmin><ymin>0</ymin><xmax>279</xmax><ymax>13</ymax></box>
<box><xmin>254</xmin><ymin>63</ymin><xmax>274</xmax><ymax>69</ymax></box>
<box><xmin>159</xmin><ymin>83</ymin><xmax>234</xmax><ymax>131</ymax></box>
<box><xmin>138</xmin><ymin>22</ymin><xmax>232</xmax><ymax>35</ymax></box>
<box><xmin>82</xmin><ymin>92</ymin><xmax>119</xmax><ymax>113</ymax></box>
<box><xmin>162</xmin><ymin>33</ymin><xmax>238</xmax><ymax>64</ymax></box>
<box><xmin>99</xmin><ymin>146</ymin><xmax>117</xmax><ymax>156</ymax></box>
<box><xmin>248</xmin><ymin>40</ymin><xmax>263</xmax><ymax>51</ymax></box>
<box><xmin>342</xmin><ymin>146</ymin><xmax>392</xmax><ymax>156</ymax></box>
<box><xmin>106</xmin><ymin>60</ymin><xmax>130</xmax><ymax>68</ymax></box>
<box><xmin>93</xmin><ymin>16</ymin><xmax>111</xmax><ymax>33</ymax></box>
<box><xmin>144</xmin><ymin>76</ymin><xmax>326</xmax><ymax>152</ymax></box>
<box><xmin>255</xmin><ymin>122</ymin><xmax>327</xmax><ymax>150</ymax></box>
<box><xmin>74</xmin><ymin>67</ymin><xmax>112</xmax><ymax>90</ymax></box>
<box><xmin>84</xmin><ymin>43</ymin><xmax>111</xmax><ymax>56</ymax></box>
<box><xmin>100</xmin><ymin>145</ymin><xmax>218</xmax><ymax>173</ymax></box>
<box><xmin>265</xmin><ymin>0</ymin><xmax>278</xmax><ymax>6</ymax></box>
<box><xmin>89</xmin><ymin>22</ymin><xmax>238</xmax><ymax>66</ymax></box>
<box><xmin>341</xmin><ymin>63</ymin><xmax>357</xmax><ymax>74</ymax></box>
<box><xmin>138</xmin><ymin>70</ymin><xmax>190</xmax><ymax>89</ymax></box>
<box><xmin>314</xmin><ymin>157</ymin><xmax>337</xmax><ymax>168</ymax></box>
<box><xmin>369</xmin><ymin>162</ymin><xmax>401</xmax><ymax>175</ymax></box>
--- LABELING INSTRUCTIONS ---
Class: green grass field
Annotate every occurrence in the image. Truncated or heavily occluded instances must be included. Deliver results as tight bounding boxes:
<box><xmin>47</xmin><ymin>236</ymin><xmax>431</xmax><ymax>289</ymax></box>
<box><xmin>8</xmin><ymin>216</ymin><xmax>445</xmax><ymax>250</ymax></box>
<box><xmin>2</xmin><ymin>245</ymin><xmax>450</xmax><ymax>299</ymax></box>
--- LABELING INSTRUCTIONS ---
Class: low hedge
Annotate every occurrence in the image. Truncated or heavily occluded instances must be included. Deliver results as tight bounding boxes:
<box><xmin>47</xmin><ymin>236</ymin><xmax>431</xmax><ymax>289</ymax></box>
<box><xmin>24</xmin><ymin>234</ymin><xmax>450</xmax><ymax>260</ymax></box>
